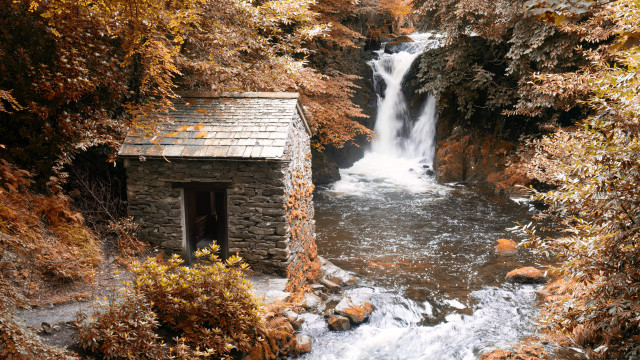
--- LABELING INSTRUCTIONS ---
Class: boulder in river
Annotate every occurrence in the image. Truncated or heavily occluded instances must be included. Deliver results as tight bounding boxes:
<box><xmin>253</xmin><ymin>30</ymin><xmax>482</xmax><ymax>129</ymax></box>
<box><xmin>328</xmin><ymin>315</ymin><xmax>351</xmax><ymax>331</ymax></box>
<box><xmin>320</xmin><ymin>277</ymin><xmax>341</xmax><ymax>293</ymax></box>
<box><xmin>319</xmin><ymin>256</ymin><xmax>358</xmax><ymax>286</ymax></box>
<box><xmin>304</xmin><ymin>292</ymin><xmax>324</xmax><ymax>312</ymax></box>
<box><xmin>295</xmin><ymin>334</ymin><xmax>312</xmax><ymax>354</ymax></box>
<box><xmin>384</xmin><ymin>35</ymin><xmax>415</xmax><ymax>54</ymax></box>
<box><xmin>495</xmin><ymin>239</ymin><xmax>517</xmax><ymax>254</ymax></box>
<box><xmin>506</xmin><ymin>267</ymin><xmax>547</xmax><ymax>284</ymax></box>
<box><xmin>335</xmin><ymin>296</ymin><xmax>375</xmax><ymax>324</ymax></box>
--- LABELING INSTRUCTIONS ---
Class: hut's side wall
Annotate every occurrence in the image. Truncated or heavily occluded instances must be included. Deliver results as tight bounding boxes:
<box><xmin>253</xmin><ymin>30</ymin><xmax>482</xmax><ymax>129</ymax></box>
<box><xmin>282</xmin><ymin>113</ymin><xmax>318</xmax><ymax>284</ymax></box>
<box><xmin>125</xmin><ymin>159</ymin><xmax>291</xmax><ymax>274</ymax></box>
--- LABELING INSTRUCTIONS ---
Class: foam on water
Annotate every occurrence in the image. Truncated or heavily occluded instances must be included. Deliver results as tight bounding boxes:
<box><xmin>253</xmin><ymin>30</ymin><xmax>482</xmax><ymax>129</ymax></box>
<box><xmin>330</xmin><ymin>153</ymin><xmax>448</xmax><ymax>195</ymax></box>
<box><xmin>299</xmin><ymin>285</ymin><xmax>540</xmax><ymax>360</ymax></box>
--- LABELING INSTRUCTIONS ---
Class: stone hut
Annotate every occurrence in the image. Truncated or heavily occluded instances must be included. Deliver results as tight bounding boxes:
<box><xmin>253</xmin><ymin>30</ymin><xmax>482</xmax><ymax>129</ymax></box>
<box><xmin>118</xmin><ymin>92</ymin><xmax>315</xmax><ymax>275</ymax></box>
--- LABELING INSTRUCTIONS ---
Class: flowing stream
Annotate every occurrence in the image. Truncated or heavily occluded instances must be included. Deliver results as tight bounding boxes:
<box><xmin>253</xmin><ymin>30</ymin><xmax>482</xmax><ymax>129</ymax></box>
<box><xmin>298</xmin><ymin>34</ymin><xmax>554</xmax><ymax>360</ymax></box>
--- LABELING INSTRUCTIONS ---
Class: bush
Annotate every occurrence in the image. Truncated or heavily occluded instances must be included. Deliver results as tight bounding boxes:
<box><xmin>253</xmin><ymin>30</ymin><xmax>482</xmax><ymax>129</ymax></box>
<box><xmin>76</xmin><ymin>245</ymin><xmax>273</xmax><ymax>360</ymax></box>
<box><xmin>75</xmin><ymin>292</ymin><xmax>168</xmax><ymax>360</ymax></box>
<box><xmin>523</xmin><ymin>0</ymin><xmax>640</xmax><ymax>356</ymax></box>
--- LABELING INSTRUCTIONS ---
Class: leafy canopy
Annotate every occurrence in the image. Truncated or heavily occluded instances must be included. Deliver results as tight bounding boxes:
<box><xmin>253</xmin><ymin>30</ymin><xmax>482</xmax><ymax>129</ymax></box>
<box><xmin>0</xmin><ymin>0</ymin><xmax>370</xmax><ymax>181</ymax></box>
<box><xmin>523</xmin><ymin>0</ymin><xmax>640</xmax><ymax>357</ymax></box>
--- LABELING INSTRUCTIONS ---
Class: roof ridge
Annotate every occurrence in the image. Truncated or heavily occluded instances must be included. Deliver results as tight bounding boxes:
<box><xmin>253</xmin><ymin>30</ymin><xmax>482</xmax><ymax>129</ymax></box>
<box><xmin>177</xmin><ymin>91</ymin><xmax>299</xmax><ymax>99</ymax></box>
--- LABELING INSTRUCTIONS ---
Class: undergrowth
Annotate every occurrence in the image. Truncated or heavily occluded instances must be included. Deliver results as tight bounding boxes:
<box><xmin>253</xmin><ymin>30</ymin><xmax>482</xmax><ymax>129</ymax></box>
<box><xmin>76</xmin><ymin>245</ymin><xmax>296</xmax><ymax>360</ymax></box>
<box><xmin>0</xmin><ymin>158</ymin><xmax>95</xmax><ymax>358</ymax></box>
<box><xmin>0</xmin><ymin>159</ymin><xmax>102</xmax><ymax>289</ymax></box>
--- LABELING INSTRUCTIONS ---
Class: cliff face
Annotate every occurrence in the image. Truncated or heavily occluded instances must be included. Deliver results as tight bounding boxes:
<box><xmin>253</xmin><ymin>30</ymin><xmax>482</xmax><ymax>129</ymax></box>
<box><xmin>431</xmin><ymin>97</ymin><xmax>535</xmax><ymax>194</ymax></box>
<box><xmin>309</xmin><ymin>18</ymin><xmax>387</xmax><ymax>184</ymax></box>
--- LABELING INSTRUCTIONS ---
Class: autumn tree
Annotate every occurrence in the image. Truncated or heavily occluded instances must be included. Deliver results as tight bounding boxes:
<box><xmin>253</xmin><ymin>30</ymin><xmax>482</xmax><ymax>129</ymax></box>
<box><xmin>522</xmin><ymin>0</ymin><xmax>640</xmax><ymax>357</ymax></box>
<box><xmin>0</xmin><ymin>0</ymin><xmax>377</xmax><ymax>182</ymax></box>
<box><xmin>412</xmin><ymin>0</ymin><xmax>594</xmax><ymax>138</ymax></box>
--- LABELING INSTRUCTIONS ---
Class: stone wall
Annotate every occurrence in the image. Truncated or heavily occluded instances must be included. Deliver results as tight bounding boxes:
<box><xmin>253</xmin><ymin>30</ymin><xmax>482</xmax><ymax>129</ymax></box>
<box><xmin>283</xmin><ymin>113</ymin><xmax>316</xmax><ymax>273</ymax></box>
<box><xmin>125</xmin><ymin>158</ymin><xmax>290</xmax><ymax>275</ymax></box>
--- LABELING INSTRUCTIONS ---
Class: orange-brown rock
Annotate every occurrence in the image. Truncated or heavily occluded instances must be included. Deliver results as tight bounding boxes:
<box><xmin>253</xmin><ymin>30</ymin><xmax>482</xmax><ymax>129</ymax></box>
<box><xmin>328</xmin><ymin>314</ymin><xmax>351</xmax><ymax>331</ymax></box>
<box><xmin>335</xmin><ymin>297</ymin><xmax>375</xmax><ymax>324</ymax></box>
<box><xmin>495</xmin><ymin>239</ymin><xmax>517</xmax><ymax>254</ymax></box>
<box><xmin>479</xmin><ymin>345</ymin><xmax>548</xmax><ymax>359</ymax></box>
<box><xmin>434</xmin><ymin>132</ymin><xmax>519</xmax><ymax>188</ymax></box>
<box><xmin>506</xmin><ymin>267</ymin><xmax>547</xmax><ymax>284</ymax></box>
<box><xmin>294</xmin><ymin>334</ymin><xmax>312</xmax><ymax>354</ymax></box>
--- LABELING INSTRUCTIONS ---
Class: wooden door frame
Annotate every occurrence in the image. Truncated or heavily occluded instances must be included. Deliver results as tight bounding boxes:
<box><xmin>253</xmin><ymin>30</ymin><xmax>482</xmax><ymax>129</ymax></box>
<box><xmin>176</xmin><ymin>182</ymin><xmax>230</xmax><ymax>261</ymax></box>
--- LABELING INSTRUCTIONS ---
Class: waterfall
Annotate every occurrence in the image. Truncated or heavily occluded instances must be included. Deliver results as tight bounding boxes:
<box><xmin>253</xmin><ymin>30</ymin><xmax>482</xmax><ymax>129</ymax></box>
<box><xmin>331</xmin><ymin>33</ymin><xmax>444</xmax><ymax>194</ymax></box>
<box><xmin>370</xmin><ymin>33</ymin><xmax>442</xmax><ymax>166</ymax></box>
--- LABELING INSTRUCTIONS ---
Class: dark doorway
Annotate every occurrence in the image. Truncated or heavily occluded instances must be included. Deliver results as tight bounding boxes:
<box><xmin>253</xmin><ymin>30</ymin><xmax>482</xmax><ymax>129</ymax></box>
<box><xmin>181</xmin><ymin>184</ymin><xmax>228</xmax><ymax>261</ymax></box>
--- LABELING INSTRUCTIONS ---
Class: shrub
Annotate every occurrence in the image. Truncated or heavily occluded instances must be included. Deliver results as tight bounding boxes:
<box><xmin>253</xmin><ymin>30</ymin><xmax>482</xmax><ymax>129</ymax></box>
<box><xmin>77</xmin><ymin>245</ymin><xmax>273</xmax><ymax>360</ymax></box>
<box><xmin>523</xmin><ymin>0</ymin><xmax>640</xmax><ymax>356</ymax></box>
<box><xmin>134</xmin><ymin>246</ymin><xmax>265</xmax><ymax>358</ymax></box>
<box><xmin>75</xmin><ymin>292</ymin><xmax>168</xmax><ymax>360</ymax></box>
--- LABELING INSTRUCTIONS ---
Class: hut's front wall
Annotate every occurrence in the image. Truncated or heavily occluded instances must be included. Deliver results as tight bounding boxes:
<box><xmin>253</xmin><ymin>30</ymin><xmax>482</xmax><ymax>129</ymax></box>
<box><xmin>125</xmin><ymin>159</ymin><xmax>291</xmax><ymax>274</ymax></box>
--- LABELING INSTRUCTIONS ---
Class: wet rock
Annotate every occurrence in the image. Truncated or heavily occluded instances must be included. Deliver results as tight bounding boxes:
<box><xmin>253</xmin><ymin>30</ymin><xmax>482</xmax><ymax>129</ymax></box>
<box><xmin>384</xmin><ymin>35</ymin><xmax>414</xmax><ymax>54</ymax></box>
<box><xmin>319</xmin><ymin>257</ymin><xmax>358</xmax><ymax>286</ymax></box>
<box><xmin>320</xmin><ymin>278</ymin><xmax>341</xmax><ymax>293</ymax></box>
<box><xmin>304</xmin><ymin>293</ymin><xmax>324</xmax><ymax>312</ymax></box>
<box><xmin>506</xmin><ymin>267</ymin><xmax>547</xmax><ymax>284</ymax></box>
<box><xmin>328</xmin><ymin>315</ymin><xmax>351</xmax><ymax>331</ymax></box>
<box><xmin>292</xmin><ymin>317</ymin><xmax>305</xmax><ymax>330</ymax></box>
<box><xmin>335</xmin><ymin>297</ymin><xmax>375</xmax><ymax>324</ymax></box>
<box><xmin>315</xmin><ymin>291</ymin><xmax>329</xmax><ymax>301</ymax></box>
<box><xmin>283</xmin><ymin>309</ymin><xmax>298</xmax><ymax>323</ymax></box>
<box><xmin>325</xmin><ymin>296</ymin><xmax>342</xmax><ymax>311</ymax></box>
<box><xmin>41</xmin><ymin>322</ymin><xmax>53</xmax><ymax>335</ymax></box>
<box><xmin>295</xmin><ymin>334</ymin><xmax>312</xmax><ymax>354</ymax></box>
<box><xmin>495</xmin><ymin>239</ymin><xmax>517</xmax><ymax>254</ymax></box>
<box><xmin>310</xmin><ymin>283</ymin><xmax>326</xmax><ymax>292</ymax></box>
<box><xmin>312</xmin><ymin>148</ymin><xmax>340</xmax><ymax>185</ymax></box>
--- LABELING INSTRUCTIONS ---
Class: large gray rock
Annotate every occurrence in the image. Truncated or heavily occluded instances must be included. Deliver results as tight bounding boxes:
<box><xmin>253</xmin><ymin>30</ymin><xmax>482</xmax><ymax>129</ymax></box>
<box><xmin>304</xmin><ymin>292</ymin><xmax>325</xmax><ymax>312</ymax></box>
<box><xmin>319</xmin><ymin>257</ymin><xmax>358</xmax><ymax>286</ymax></box>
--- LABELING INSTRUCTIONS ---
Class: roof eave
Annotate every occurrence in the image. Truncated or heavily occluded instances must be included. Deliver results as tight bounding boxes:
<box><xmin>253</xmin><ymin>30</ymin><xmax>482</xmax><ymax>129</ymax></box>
<box><xmin>117</xmin><ymin>155</ymin><xmax>290</xmax><ymax>162</ymax></box>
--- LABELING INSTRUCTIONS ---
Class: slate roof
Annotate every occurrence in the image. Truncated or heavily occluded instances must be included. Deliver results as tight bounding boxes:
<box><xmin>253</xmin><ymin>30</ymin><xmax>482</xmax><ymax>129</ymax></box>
<box><xmin>118</xmin><ymin>92</ymin><xmax>310</xmax><ymax>160</ymax></box>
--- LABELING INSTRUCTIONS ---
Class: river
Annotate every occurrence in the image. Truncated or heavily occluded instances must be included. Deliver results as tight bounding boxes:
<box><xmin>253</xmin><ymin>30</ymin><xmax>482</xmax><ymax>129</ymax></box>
<box><xmin>297</xmin><ymin>34</ymin><xmax>554</xmax><ymax>360</ymax></box>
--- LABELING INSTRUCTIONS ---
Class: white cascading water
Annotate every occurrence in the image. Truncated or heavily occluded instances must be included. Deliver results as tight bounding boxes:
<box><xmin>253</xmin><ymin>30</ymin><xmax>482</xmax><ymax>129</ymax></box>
<box><xmin>370</xmin><ymin>33</ymin><xmax>440</xmax><ymax>162</ymax></box>
<box><xmin>333</xmin><ymin>33</ymin><xmax>444</xmax><ymax>194</ymax></box>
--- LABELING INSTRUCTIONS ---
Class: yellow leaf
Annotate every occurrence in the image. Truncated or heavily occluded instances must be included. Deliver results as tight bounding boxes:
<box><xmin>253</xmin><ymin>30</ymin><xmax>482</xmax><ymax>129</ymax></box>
<box><xmin>177</xmin><ymin>125</ymin><xmax>189</xmax><ymax>132</ymax></box>
<box><xmin>165</xmin><ymin>132</ymin><xmax>179</xmax><ymax>138</ymax></box>
<box><xmin>194</xmin><ymin>123</ymin><xmax>204</xmax><ymax>130</ymax></box>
